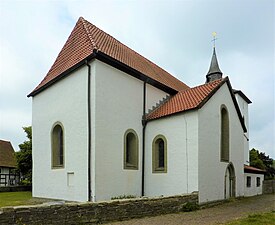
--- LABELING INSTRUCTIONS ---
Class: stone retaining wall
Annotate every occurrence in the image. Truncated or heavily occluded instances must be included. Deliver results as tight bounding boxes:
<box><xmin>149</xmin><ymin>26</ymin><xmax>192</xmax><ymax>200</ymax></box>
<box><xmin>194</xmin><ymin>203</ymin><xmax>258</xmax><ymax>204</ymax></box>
<box><xmin>263</xmin><ymin>180</ymin><xmax>275</xmax><ymax>194</ymax></box>
<box><xmin>0</xmin><ymin>193</ymin><xmax>198</xmax><ymax>225</ymax></box>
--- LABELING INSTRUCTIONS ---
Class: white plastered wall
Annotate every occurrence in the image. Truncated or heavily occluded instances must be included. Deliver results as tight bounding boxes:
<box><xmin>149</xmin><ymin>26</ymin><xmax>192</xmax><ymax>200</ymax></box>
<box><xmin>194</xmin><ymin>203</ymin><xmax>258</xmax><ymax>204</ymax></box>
<box><xmin>235</xmin><ymin>94</ymin><xmax>250</xmax><ymax>165</ymax></box>
<box><xmin>244</xmin><ymin>173</ymin><xmax>264</xmax><ymax>196</ymax></box>
<box><xmin>145</xmin><ymin>111</ymin><xmax>199</xmax><ymax>197</ymax></box>
<box><xmin>32</xmin><ymin>66</ymin><xmax>89</xmax><ymax>202</ymax></box>
<box><xmin>146</xmin><ymin>84</ymin><xmax>169</xmax><ymax>113</ymax></box>
<box><xmin>92</xmin><ymin>60</ymin><xmax>168</xmax><ymax>201</ymax></box>
<box><xmin>198</xmin><ymin>83</ymin><xmax>245</xmax><ymax>203</ymax></box>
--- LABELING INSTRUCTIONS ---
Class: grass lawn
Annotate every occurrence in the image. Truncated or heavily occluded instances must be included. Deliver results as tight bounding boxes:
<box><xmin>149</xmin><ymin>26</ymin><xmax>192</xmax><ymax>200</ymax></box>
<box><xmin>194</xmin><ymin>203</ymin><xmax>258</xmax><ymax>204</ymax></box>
<box><xmin>225</xmin><ymin>211</ymin><xmax>275</xmax><ymax>225</ymax></box>
<box><xmin>0</xmin><ymin>191</ymin><xmax>33</xmax><ymax>207</ymax></box>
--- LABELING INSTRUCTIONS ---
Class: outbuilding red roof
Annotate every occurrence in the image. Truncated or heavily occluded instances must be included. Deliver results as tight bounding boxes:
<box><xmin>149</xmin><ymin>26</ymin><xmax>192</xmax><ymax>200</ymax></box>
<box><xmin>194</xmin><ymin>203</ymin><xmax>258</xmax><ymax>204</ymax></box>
<box><xmin>0</xmin><ymin>140</ymin><xmax>16</xmax><ymax>168</ymax></box>
<box><xmin>29</xmin><ymin>17</ymin><xmax>189</xmax><ymax>96</ymax></box>
<box><xmin>244</xmin><ymin>165</ymin><xmax>266</xmax><ymax>174</ymax></box>
<box><xmin>146</xmin><ymin>78</ymin><xmax>226</xmax><ymax>120</ymax></box>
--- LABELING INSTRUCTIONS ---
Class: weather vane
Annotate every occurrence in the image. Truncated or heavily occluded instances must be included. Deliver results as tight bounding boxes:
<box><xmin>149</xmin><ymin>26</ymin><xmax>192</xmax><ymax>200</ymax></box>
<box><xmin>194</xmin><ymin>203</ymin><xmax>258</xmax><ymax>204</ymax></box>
<box><xmin>211</xmin><ymin>32</ymin><xmax>217</xmax><ymax>48</ymax></box>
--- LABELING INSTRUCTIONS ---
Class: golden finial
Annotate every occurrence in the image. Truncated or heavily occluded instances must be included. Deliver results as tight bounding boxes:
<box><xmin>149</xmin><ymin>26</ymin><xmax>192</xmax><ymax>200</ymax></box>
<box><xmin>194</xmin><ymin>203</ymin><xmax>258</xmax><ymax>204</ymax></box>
<box><xmin>211</xmin><ymin>32</ymin><xmax>217</xmax><ymax>48</ymax></box>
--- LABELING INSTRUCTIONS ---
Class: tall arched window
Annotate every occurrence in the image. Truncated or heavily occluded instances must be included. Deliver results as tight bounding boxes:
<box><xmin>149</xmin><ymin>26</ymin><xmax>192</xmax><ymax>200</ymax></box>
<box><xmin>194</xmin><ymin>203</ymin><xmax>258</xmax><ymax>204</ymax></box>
<box><xmin>124</xmin><ymin>129</ymin><xmax>139</xmax><ymax>169</ymax></box>
<box><xmin>221</xmin><ymin>106</ymin><xmax>229</xmax><ymax>162</ymax></box>
<box><xmin>152</xmin><ymin>135</ymin><xmax>167</xmax><ymax>173</ymax></box>
<box><xmin>52</xmin><ymin>123</ymin><xmax>64</xmax><ymax>168</ymax></box>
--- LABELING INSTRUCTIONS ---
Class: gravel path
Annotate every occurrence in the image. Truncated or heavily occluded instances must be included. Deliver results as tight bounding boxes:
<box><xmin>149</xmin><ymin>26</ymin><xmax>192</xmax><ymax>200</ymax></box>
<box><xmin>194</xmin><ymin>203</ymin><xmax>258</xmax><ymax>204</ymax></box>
<box><xmin>108</xmin><ymin>194</ymin><xmax>275</xmax><ymax>225</ymax></box>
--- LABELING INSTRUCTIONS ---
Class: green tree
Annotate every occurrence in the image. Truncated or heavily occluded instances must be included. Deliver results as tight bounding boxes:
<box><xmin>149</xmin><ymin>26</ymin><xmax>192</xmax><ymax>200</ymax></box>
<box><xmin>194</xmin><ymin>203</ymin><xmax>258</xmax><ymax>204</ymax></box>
<box><xmin>250</xmin><ymin>148</ymin><xmax>275</xmax><ymax>180</ymax></box>
<box><xmin>249</xmin><ymin>149</ymin><xmax>265</xmax><ymax>170</ymax></box>
<box><xmin>16</xmin><ymin>126</ymin><xmax>32</xmax><ymax>184</ymax></box>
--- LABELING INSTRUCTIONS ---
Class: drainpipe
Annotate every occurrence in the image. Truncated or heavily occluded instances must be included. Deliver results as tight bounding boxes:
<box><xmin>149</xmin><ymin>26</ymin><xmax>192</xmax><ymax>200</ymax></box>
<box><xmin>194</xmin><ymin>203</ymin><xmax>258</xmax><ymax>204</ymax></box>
<box><xmin>85</xmin><ymin>60</ymin><xmax>92</xmax><ymax>201</ymax></box>
<box><xmin>183</xmin><ymin>115</ymin><xmax>189</xmax><ymax>193</ymax></box>
<box><xmin>141</xmin><ymin>81</ymin><xmax>147</xmax><ymax>196</ymax></box>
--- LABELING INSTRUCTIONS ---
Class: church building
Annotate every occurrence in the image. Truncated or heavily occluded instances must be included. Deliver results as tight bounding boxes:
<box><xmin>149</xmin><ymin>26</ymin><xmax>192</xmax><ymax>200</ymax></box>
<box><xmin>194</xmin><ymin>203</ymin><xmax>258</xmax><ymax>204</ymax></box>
<box><xmin>28</xmin><ymin>17</ymin><xmax>265</xmax><ymax>203</ymax></box>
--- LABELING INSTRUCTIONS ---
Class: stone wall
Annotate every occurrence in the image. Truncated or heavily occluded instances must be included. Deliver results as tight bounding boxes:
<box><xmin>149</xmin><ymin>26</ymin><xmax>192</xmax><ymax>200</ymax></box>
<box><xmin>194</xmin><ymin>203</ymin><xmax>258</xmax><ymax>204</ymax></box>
<box><xmin>0</xmin><ymin>193</ymin><xmax>198</xmax><ymax>225</ymax></box>
<box><xmin>263</xmin><ymin>180</ymin><xmax>275</xmax><ymax>194</ymax></box>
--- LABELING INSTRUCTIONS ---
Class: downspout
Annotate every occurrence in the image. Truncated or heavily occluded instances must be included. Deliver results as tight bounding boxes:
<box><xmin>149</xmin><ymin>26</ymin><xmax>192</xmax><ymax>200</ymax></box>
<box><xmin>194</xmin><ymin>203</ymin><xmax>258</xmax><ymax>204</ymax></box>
<box><xmin>183</xmin><ymin>115</ymin><xmax>189</xmax><ymax>193</ymax></box>
<box><xmin>85</xmin><ymin>60</ymin><xmax>92</xmax><ymax>201</ymax></box>
<box><xmin>141</xmin><ymin>81</ymin><xmax>147</xmax><ymax>196</ymax></box>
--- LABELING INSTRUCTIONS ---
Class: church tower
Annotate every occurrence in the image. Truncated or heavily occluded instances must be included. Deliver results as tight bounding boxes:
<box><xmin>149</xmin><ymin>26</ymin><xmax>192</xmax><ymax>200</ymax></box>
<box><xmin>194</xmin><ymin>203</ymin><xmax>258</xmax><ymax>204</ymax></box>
<box><xmin>206</xmin><ymin>47</ymin><xmax>223</xmax><ymax>83</ymax></box>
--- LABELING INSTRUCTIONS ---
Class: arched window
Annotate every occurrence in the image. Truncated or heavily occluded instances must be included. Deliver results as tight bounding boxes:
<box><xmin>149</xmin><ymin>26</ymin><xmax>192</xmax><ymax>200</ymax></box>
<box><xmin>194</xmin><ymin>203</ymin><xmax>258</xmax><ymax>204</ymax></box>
<box><xmin>152</xmin><ymin>135</ymin><xmax>167</xmax><ymax>173</ymax></box>
<box><xmin>124</xmin><ymin>129</ymin><xmax>139</xmax><ymax>169</ymax></box>
<box><xmin>221</xmin><ymin>106</ymin><xmax>229</xmax><ymax>162</ymax></box>
<box><xmin>52</xmin><ymin>123</ymin><xmax>64</xmax><ymax>168</ymax></box>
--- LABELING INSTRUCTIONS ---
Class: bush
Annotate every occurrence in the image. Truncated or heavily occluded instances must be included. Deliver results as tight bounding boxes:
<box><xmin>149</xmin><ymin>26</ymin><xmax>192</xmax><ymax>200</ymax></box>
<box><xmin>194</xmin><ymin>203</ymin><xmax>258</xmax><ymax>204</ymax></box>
<box><xmin>19</xmin><ymin>179</ymin><xmax>32</xmax><ymax>186</ymax></box>
<box><xmin>181</xmin><ymin>202</ymin><xmax>199</xmax><ymax>212</ymax></box>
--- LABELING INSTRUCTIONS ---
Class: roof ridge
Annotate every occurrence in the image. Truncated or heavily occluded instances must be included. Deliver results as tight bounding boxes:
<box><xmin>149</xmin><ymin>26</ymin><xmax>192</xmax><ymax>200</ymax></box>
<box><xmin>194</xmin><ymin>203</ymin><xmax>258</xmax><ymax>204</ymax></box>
<box><xmin>0</xmin><ymin>139</ymin><xmax>11</xmax><ymax>143</ymax></box>
<box><xmin>29</xmin><ymin>17</ymin><xmax>190</xmax><ymax>96</ymax></box>
<box><xmin>82</xmin><ymin>18</ymin><xmax>189</xmax><ymax>90</ymax></box>
<box><xmin>146</xmin><ymin>78</ymin><xmax>226</xmax><ymax>120</ymax></box>
<box><xmin>79</xmin><ymin>17</ymin><xmax>98</xmax><ymax>50</ymax></box>
<box><xmin>179</xmin><ymin>78</ymin><xmax>224</xmax><ymax>94</ymax></box>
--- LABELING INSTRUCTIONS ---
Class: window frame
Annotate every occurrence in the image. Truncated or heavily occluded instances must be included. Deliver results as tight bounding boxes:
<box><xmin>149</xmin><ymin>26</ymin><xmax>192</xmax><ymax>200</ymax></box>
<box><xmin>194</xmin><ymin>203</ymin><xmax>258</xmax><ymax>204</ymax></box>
<box><xmin>152</xmin><ymin>135</ymin><xmax>167</xmax><ymax>173</ymax></box>
<box><xmin>123</xmin><ymin>129</ymin><xmax>139</xmax><ymax>170</ymax></box>
<box><xmin>246</xmin><ymin>176</ymin><xmax>251</xmax><ymax>188</ymax></box>
<box><xmin>256</xmin><ymin>177</ymin><xmax>261</xmax><ymax>187</ymax></box>
<box><xmin>51</xmin><ymin>122</ymin><xmax>65</xmax><ymax>169</ymax></box>
<box><xmin>220</xmin><ymin>105</ymin><xmax>230</xmax><ymax>162</ymax></box>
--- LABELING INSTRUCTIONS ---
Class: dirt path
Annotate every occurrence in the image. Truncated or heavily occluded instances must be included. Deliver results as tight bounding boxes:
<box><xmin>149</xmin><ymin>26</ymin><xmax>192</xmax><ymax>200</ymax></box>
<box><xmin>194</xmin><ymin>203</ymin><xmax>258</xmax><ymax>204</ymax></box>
<box><xmin>108</xmin><ymin>194</ymin><xmax>275</xmax><ymax>225</ymax></box>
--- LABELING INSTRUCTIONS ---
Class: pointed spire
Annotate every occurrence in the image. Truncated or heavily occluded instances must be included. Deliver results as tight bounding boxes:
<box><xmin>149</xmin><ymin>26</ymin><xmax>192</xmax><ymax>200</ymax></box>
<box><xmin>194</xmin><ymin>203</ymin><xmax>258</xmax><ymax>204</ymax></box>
<box><xmin>206</xmin><ymin>33</ymin><xmax>223</xmax><ymax>83</ymax></box>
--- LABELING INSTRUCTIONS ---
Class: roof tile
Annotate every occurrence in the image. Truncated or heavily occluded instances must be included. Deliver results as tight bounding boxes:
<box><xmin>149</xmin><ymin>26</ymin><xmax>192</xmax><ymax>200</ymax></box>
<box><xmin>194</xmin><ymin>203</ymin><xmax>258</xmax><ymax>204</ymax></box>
<box><xmin>244</xmin><ymin>165</ymin><xmax>266</xmax><ymax>173</ymax></box>
<box><xmin>30</xmin><ymin>17</ymin><xmax>189</xmax><ymax>95</ymax></box>
<box><xmin>146</xmin><ymin>79</ymin><xmax>225</xmax><ymax>120</ymax></box>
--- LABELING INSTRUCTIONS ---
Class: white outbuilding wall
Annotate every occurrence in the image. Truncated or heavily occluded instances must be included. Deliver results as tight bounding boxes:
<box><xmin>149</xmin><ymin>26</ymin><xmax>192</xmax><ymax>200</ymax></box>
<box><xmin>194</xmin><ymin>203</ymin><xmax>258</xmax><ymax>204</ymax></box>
<box><xmin>244</xmin><ymin>173</ymin><xmax>264</xmax><ymax>196</ymax></box>
<box><xmin>198</xmin><ymin>83</ymin><xmax>245</xmax><ymax>203</ymax></box>
<box><xmin>32</xmin><ymin>66</ymin><xmax>89</xmax><ymax>202</ymax></box>
<box><xmin>145</xmin><ymin>111</ymin><xmax>199</xmax><ymax>197</ymax></box>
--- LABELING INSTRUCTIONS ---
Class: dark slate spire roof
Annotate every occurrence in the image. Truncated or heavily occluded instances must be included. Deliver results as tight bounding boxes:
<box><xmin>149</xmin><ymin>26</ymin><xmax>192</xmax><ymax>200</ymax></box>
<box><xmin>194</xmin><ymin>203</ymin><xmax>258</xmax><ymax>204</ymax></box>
<box><xmin>206</xmin><ymin>47</ymin><xmax>223</xmax><ymax>83</ymax></box>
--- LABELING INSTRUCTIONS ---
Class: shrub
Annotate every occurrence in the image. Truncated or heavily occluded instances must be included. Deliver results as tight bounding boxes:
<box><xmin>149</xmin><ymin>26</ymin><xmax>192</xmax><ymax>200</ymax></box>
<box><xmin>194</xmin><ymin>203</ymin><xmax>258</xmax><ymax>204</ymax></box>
<box><xmin>181</xmin><ymin>202</ymin><xmax>199</xmax><ymax>212</ymax></box>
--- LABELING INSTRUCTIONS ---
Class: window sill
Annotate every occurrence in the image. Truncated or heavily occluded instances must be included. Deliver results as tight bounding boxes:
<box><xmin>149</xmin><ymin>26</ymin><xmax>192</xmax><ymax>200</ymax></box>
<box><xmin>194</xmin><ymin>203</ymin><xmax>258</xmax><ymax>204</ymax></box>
<box><xmin>221</xmin><ymin>159</ymin><xmax>229</xmax><ymax>163</ymax></box>
<box><xmin>153</xmin><ymin>167</ymin><xmax>167</xmax><ymax>173</ymax></box>
<box><xmin>124</xmin><ymin>163</ymin><xmax>138</xmax><ymax>170</ymax></box>
<box><xmin>52</xmin><ymin>165</ymin><xmax>64</xmax><ymax>169</ymax></box>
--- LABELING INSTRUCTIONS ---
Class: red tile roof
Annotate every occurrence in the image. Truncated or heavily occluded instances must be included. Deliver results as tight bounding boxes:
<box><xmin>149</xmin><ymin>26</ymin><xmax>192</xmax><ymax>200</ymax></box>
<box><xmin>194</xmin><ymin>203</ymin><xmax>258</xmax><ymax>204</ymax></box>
<box><xmin>29</xmin><ymin>17</ymin><xmax>189</xmax><ymax>96</ymax></box>
<box><xmin>244</xmin><ymin>165</ymin><xmax>266</xmax><ymax>173</ymax></box>
<box><xmin>146</xmin><ymin>78</ymin><xmax>226</xmax><ymax>120</ymax></box>
<box><xmin>0</xmin><ymin>140</ymin><xmax>16</xmax><ymax>168</ymax></box>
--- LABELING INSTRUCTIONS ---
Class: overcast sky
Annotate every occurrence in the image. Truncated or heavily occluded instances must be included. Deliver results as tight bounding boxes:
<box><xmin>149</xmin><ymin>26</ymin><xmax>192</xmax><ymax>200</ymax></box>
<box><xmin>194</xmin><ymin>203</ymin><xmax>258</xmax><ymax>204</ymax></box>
<box><xmin>0</xmin><ymin>0</ymin><xmax>274</xmax><ymax>158</ymax></box>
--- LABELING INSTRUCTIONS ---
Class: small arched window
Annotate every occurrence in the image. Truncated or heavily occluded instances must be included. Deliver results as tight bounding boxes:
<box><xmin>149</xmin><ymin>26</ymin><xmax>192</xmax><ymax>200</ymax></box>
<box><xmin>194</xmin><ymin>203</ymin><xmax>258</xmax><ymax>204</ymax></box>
<box><xmin>124</xmin><ymin>129</ymin><xmax>139</xmax><ymax>169</ymax></box>
<box><xmin>221</xmin><ymin>106</ymin><xmax>229</xmax><ymax>162</ymax></box>
<box><xmin>52</xmin><ymin>123</ymin><xmax>64</xmax><ymax>168</ymax></box>
<box><xmin>152</xmin><ymin>135</ymin><xmax>167</xmax><ymax>173</ymax></box>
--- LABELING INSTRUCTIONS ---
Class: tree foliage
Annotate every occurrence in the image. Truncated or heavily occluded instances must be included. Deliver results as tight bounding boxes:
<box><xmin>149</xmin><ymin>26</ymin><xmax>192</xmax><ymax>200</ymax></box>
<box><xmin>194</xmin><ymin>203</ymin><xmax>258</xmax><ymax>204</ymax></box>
<box><xmin>16</xmin><ymin>126</ymin><xmax>32</xmax><ymax>184</ymax></box>
<box><xmin>250</xmin><ymin>148</ymin><xmax>275</xmax><ymax>180</ymax></box>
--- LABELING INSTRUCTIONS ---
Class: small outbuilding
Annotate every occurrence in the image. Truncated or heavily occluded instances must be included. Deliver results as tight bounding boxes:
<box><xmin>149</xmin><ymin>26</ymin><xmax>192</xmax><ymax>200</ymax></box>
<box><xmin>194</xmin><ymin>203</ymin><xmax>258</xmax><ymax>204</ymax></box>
<box><xmin>0</xmin><ymin>140</ymin><xmax>17</xmax><ymax>186</ymax></box>
<box><xmin>244</xmin><ymin>165</ymin><xmax>265</xmax><ymax>196</ymax></box>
